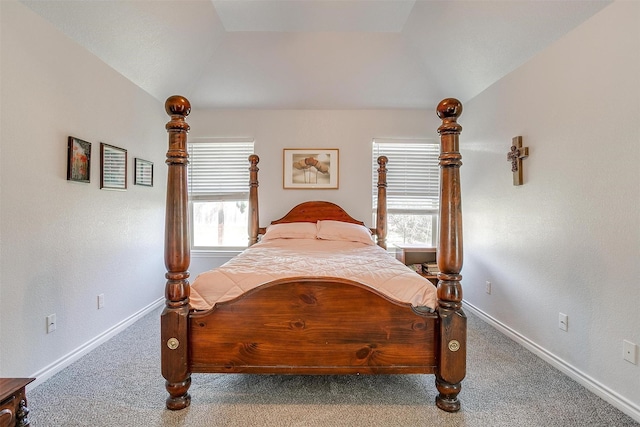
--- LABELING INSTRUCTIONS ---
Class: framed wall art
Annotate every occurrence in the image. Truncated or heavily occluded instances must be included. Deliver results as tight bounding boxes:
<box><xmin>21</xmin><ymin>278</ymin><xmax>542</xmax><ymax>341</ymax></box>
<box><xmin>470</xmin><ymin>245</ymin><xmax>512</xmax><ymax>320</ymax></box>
<box><xmin>67</xmin><ymin>136</ymin><xmax>91</xmax><ymax>183</ymax></box>
<box><xmin>134</xmin><ymin>158</ymin><xmax>153</xmax><ymax>187</ymax></box>
<box><xmin>283</xmin><ymin>148</ymin><xmax>339</xmax><ymax>189</ymax></box>
<box><xmin>100</xmin><ymin>143</ymin><xmax>127</xmax><ymax>190</ymax></box>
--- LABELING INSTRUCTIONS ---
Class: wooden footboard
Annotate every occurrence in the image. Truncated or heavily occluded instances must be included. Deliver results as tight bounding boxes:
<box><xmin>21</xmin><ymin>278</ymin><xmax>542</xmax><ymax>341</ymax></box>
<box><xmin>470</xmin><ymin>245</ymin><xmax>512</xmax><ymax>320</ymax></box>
<box><xmin>189</xmin><ymin>277</ymin><xmax>438</xmax><ymax>374</ymax></box>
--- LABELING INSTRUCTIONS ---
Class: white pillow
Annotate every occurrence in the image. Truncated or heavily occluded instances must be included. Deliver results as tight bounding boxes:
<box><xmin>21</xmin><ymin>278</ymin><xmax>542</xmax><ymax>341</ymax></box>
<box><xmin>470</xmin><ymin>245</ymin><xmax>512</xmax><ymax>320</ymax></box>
<box><xmin>261</xmin><ymin>222</ymin><xmax>318</xmax><ymax>241</ymax></box>
<box><xmin>316</xmin><ymin>220</ymin><xmax>374</xmax><ymax>245</ymax></box>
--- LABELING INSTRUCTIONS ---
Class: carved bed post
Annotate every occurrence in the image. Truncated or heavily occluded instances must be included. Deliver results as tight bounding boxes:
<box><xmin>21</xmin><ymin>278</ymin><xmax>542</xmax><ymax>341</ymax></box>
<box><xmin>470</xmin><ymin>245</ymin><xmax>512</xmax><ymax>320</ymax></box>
<box><xmin>161</xmin><ymin>95</ymin><xmax>192</xmax><ymax>410</ymax></box>
<box><xmin>248</xmin><ymin>154</ymin><xmax>260</xmax><ymax>245</ymax></box>
<box><xmin>435</xmin><ymin>98</ymin><xmax>466</xmax><ymax>412</ymax></box>
<box><xmin>375</xmin><ymin>156</ymin><xmax>388</xmax><ymax>249</ymax></box>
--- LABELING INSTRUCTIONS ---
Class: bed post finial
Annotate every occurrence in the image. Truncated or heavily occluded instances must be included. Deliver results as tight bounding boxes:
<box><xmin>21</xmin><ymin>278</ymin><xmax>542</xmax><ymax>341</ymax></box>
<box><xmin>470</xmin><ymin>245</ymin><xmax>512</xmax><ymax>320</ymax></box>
<box><xmin>249</xmin><ymin>154</ymin><xmax>260</xmax><ymax>245</ymax></box>
<box><xmin>437</xmin><ymin>98</ymin><xmax>462</xmax><ymax>128</ymax></box>
<box><xmin>162</xmin><ymin>95</ymin><xmax>192</xmax><ymax>411</ymax></box>
<box><xmin>376</xmin><ymin>156</ymin><xmax>388</xmax><ymax>249</ymax></box>
<box><xmin>435</xmin><ymin>97</ymin><xmax>466</xmax><ymax>413</ymax></box>
<box><xmin>165</xmin><ymin>95</ymin><xmax>191</xmax><ymax>117</ymax></box>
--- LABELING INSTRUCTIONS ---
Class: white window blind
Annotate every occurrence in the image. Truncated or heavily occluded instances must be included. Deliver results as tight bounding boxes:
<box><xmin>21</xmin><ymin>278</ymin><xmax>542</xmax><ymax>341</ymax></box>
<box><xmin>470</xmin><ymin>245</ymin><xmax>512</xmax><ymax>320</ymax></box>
<box><xmin>372</xmin><ymin>138</ymin><xmax>440</xmax><ymax>213</ymax></box>
<box><xmin>187</xmin><ymin>139</ymin><xmax>254</xmax><ymax>200</ymax></box>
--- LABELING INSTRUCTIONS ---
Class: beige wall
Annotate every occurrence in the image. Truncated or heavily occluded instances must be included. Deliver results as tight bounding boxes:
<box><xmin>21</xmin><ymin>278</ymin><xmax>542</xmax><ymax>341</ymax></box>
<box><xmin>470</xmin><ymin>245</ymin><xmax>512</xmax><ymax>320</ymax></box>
<box><xmin>187</xmin><ymin>108</ymin><xmax>441</xmax><ymax>276</ymax></box>
<box><xmin>0</xmin><ymin>1</ymin><xmax>166</xmax><ymax>383</ymax></box>
<box><xmin>460</xmin><ymin>1</ymin><xmax>639</xmax><ymax>419</ymax></box>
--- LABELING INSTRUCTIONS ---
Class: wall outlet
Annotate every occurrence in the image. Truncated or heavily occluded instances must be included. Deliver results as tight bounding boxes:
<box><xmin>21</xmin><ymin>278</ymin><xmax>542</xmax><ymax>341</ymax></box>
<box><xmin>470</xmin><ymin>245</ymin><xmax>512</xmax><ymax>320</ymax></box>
<box><xmin>485</xmin><ymin>281</ymin><xmax>492</xmax><ymax>294</ymax></box>
<box><xmin>558</xmin><ymin>313</ymin><xmax>568</xmax><ymax>332</ymax></box>
<box><xmin>623</xmin><ymin>340</ymin><xmax>637</xmax><ymax>365</ymax></box>
<box><xmin>46</xmin><ymin>314</ymin><xmax>56</xmax><ymax>333</ymax></box>
<box><xmin>98</xmin><ymin>293</ymin><xmax>105</xmax><ymax>309</ymax></box>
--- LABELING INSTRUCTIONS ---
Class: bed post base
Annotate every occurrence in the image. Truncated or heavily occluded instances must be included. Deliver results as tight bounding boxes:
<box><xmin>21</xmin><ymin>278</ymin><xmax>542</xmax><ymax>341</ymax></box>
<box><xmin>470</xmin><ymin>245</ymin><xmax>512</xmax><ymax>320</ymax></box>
<box><xmin>434</xmin><ymin>301</ymin><xmax>466</xmax><ymax>412</ymax></box>
<box><xmin>161</xmin><ymin>302</ymin><xmax>191</xmax><ymax>411</ymax></box>
<box><xmin>435</xmin><ymin>377</ymin><xmax>462</xmax><ymax>412</ymax></box>
<box><xmin>165</xmin><ymin>377</ymin><xmax>192</xmax><ymax>410</ymax></box>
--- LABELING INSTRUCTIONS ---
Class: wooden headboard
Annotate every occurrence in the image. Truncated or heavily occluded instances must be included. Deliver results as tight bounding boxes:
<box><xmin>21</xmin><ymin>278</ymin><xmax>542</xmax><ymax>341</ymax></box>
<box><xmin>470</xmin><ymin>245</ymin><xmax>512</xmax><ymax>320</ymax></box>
<box><xmin>271</xmin><ymin>201</ymin><xmax>365</xmax><ymax>226</ymax></box>
<box><xmin>248</xmin><ymin>155</ymin><xmax>388</xmax><ymax>248</ymax></box>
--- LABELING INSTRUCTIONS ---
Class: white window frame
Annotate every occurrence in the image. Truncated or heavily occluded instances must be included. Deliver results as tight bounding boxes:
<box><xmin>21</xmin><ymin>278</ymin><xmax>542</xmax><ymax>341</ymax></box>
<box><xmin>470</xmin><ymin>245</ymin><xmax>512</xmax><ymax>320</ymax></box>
<box><xmin>187</xmin><ymin>138</ymin><xmax>255</xmax><ymax>250</ymax></box>
<box><xmin>372</xmin><ymin>138</ymin><xmax>440</xmax><ymax>247</ymax></box>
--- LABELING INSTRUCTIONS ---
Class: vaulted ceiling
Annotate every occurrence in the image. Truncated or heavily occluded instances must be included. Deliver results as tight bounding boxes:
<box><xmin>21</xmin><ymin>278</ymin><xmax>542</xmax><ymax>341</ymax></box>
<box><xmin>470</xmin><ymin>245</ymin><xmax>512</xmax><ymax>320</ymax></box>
<box><xmin>21</xmin><ymin>0</ymin><xmax>611</xmax><ymax>110</ymax></box>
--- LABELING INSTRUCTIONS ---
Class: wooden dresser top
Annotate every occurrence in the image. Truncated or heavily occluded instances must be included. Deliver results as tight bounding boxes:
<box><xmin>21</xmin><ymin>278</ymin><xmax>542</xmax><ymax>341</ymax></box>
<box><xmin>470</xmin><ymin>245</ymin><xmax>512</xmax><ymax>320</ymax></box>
<box><xmin>0</xmin><ymin>378</ymin><xmax>35</xmax><ymax>402</ymax></box>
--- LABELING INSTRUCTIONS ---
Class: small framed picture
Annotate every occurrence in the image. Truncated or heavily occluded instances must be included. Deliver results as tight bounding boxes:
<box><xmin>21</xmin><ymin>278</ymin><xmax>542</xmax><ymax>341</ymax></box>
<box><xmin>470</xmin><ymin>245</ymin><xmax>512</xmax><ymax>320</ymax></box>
<box><xmin>67</xmin><ymin>136</ymin><xmax>91</xmax><ymax>183</ymax></box>
<box><xmin>283</xmin><ymin>148</ymin><xmax>339</xmax><ymax>189</ymax></box>
<box><xmin>134</xmin><ymin>158</ymin><xmax>153</xmax><ymax>187</ymax></box>
<box><xmin>100</xmin><ymin>143</ymin><xmax>127</xmax><ymax>190</ymax></box>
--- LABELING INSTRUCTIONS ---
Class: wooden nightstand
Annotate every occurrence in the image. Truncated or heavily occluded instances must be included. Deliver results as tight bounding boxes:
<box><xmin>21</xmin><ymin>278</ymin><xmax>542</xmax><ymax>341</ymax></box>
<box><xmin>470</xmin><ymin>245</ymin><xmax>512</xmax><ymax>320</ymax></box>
<box><xmin>0</xmin><ymin>378</ymin><xmax>34</xmax><ymax>427</ymax></box>
<box><xmin>394</xmin><ymin>244</ymin><xmax>439</xmax><ymax>285</ymax></box>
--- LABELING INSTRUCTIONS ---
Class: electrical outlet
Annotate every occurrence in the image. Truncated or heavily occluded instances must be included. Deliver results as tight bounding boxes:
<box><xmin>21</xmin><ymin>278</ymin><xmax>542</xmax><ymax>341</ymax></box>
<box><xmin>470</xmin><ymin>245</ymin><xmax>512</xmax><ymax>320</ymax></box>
<box><xmin>623</xmin><ymin>340</ymin><xmax>637</xmax><ymax>365</ymax></box>
<box><xmin>46</xmin><ymin>314</ymin><xmax>56</xmax><ymax>333</ymax></box>
<box><xmin>98</xmin><ymin>293</ymin><xmax>105</xmax><ymax>309</ymax></box>
<box><xmin>558</xmin><ymin>313</ymin><xmax>568</xmax><ymax>332</ymax></box>
<box><xmin>485</xmin><ymin>281</ymin><xmax>492</xmax><ymax>294</ymax></box>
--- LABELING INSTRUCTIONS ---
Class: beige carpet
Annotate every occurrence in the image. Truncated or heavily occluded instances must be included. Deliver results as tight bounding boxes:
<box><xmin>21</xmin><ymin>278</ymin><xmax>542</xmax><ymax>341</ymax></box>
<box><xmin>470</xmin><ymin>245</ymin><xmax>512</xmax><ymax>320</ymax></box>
<box><xmin>27</xmin><ymin>306</ymin><xmax>638</xmax><ymax>426</ymax></box>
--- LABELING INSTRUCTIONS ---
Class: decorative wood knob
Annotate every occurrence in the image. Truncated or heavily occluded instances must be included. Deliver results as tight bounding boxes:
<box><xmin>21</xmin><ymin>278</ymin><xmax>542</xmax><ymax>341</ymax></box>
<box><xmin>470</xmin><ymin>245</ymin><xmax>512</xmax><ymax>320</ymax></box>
<box><xmin>436</xmin><ymin>98</ymin><xmax>462</xmax><ymax>120</ymax></box>
<box><xmin>165</xmin><ymin>95</ymin><xmax>191</xmax><ymax>117</ymax></box>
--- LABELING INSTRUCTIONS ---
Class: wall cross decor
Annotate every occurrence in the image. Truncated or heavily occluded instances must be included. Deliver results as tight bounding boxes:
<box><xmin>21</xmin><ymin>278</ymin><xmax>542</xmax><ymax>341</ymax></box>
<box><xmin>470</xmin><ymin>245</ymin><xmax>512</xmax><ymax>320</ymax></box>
<box><xmin>507</xmin><ymin>136</ymin><xmax>529</xmax><ymax>186</ymax></box>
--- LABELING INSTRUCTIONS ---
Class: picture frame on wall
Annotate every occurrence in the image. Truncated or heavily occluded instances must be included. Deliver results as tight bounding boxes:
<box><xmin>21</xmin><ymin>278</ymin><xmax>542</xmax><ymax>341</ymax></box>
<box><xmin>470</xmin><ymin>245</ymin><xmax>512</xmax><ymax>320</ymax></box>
<box><xmin>134</xmin><ymin>158</ymin><xmax>153</xmax><ymax>187</ymax></box>
<box><xmin>100</xmin><ymin>143</ymin><xmax>127</xmax><ymax>190</ymax></box>
<box><xmin>283</xmin><ymin>148</ymin><xmax>339</xmax><ymax>189</ymax></box>
<box><xmin>67</xmin><ymin>136</ymin><xmax>91</xmax><ymax>183</ymax></box>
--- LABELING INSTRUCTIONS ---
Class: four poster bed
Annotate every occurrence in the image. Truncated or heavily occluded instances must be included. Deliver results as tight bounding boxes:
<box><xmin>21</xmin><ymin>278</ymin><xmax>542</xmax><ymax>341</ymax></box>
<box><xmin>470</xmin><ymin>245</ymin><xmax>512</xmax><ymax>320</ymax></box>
<box><xmin>161</xmin><ymin>96</ymin><xmax>466</xmax><ymax>412</ymax></box>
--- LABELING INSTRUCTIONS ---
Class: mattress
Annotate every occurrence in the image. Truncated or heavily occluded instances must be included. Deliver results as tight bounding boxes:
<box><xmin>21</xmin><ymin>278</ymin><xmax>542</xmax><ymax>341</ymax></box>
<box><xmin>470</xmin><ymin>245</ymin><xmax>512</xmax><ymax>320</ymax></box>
<box><xmin>189</xmin><ymin>238</ymin><xmax>437</xmax><ymax>311</ymax></box>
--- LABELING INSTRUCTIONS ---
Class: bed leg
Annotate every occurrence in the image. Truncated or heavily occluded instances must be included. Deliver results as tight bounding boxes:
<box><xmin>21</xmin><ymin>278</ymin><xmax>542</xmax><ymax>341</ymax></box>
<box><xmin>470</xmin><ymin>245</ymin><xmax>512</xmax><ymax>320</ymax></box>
<box><xmin>435</xmin><ymin>301</ymin><xmax>467</xmax><ymax>413</ymax></box>
<box><xmin>161</xmin><ymin>305</ymin><xmax>191</xmax><ymax>410</ymax></box>
<box><xmin>165</xmin><ymin>377</ymin><xmax>191</xmax><ymax>411</ymax></box>
<box><xmin>435</xmin><ymin>377</ymin><xmax>462</xmax><ymax>412</ymax></box>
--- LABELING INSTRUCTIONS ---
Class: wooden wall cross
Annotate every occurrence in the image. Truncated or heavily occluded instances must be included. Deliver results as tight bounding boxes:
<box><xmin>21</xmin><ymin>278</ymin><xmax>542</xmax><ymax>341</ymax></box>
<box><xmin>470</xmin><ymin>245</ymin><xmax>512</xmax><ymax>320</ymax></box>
<box><xmin>507</xmin><ymin>136</ymin><xmax>529</xmax><ymax>186</ymax></box>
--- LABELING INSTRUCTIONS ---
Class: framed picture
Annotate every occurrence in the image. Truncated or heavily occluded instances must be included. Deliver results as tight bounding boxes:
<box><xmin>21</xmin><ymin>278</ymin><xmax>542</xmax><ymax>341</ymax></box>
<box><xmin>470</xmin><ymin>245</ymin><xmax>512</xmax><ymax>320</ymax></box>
<box><xmin>67</xmin><ymin>136</ymin><xmax>91</xmax><ymax>183</ymax></box>
<box><xmin>283</xmin><ymin>148</ymin><xmax>339</xmax><ymax>189</ymax></box>
<box><xmin>134</xmin><ymin>158</ymin><xmax>153</xmax><ymax>187</ymax></box>
<box><xmin>100</xmin><ymin>143</ymin><xmax>127</xmax><ymax>190</ymax></box>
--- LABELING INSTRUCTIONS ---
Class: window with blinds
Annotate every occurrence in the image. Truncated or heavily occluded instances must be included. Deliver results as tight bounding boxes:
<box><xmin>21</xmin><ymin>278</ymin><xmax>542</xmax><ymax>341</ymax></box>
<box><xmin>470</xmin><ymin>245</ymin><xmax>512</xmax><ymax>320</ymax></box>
<box><xmin>372</xmin><ymin>138</ymin><xmax>440</xmax><ymax>246</ymax></box>
<box><xmin>187</xmin><ymin>139</ymin><xmax>254</xmax><ymax>248</ymax></box>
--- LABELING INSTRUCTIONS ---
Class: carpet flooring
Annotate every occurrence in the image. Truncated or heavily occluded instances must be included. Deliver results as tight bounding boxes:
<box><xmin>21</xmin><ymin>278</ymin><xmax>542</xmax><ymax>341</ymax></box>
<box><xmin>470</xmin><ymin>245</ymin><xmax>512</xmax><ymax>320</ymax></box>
<box><xmin>27</xmin><ymin>307</ymin><xmax>638</xmax><ymax>426</ymax></box>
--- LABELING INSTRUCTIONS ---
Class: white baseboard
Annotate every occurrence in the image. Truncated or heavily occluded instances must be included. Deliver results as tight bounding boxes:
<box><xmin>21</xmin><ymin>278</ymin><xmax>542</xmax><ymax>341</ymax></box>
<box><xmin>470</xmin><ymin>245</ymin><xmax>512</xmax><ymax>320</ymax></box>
<box><xmin>27</xmin><ymin>297</ymin><xmax>164</xmax><ymax>390</ymax></box>
<box><xmin>463</xmin><ymin>301</ymin><xmax>640</xmax><ymax>423</ymax></box>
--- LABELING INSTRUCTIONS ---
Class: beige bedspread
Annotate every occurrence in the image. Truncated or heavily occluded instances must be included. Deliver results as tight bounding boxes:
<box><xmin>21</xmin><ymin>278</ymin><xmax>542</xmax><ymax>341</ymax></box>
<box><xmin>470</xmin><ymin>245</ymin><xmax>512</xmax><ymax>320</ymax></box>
<box><xmin>189</xmin><ymin>239</ymin><xmax>437</xmax><ymax>311</ymax></box>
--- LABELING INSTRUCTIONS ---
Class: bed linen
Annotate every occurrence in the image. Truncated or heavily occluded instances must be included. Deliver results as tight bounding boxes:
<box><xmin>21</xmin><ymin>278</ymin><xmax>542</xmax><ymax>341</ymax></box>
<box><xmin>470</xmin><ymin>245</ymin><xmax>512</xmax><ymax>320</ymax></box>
<box><xmin>189</xmin><ymin>238</ymin><xmax>437</xmax><ymax>311</ymax></box>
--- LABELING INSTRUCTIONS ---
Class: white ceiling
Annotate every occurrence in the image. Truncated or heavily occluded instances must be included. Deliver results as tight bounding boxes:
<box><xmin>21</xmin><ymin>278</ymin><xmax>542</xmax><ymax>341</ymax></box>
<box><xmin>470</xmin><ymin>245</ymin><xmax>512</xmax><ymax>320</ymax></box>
<box><xmin>20</xmin><ymin>0</ymin><xmax>611</xmax><ymax>110</ymax></box>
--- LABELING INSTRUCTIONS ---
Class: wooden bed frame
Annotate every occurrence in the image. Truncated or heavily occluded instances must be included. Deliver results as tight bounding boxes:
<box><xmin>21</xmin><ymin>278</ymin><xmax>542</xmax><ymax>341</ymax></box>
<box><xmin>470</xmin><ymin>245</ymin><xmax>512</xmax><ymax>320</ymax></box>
<box><xmin>161</xmin><ymin>96</ymin><xmax>465</xmax><ymax>412</ymax></box>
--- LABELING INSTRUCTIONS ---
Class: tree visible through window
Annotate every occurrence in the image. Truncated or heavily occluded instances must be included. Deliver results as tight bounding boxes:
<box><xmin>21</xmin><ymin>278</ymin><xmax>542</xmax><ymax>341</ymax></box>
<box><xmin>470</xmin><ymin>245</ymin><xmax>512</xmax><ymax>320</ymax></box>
<box><xmin>372</xmin><ymin>138</ymin><xmax>440</xmax><ymax>246</ymax></box>
<box><xmin>188</xmin><ymin>139</ymin><xmax>254</xmax><ymax>248</ymax></box>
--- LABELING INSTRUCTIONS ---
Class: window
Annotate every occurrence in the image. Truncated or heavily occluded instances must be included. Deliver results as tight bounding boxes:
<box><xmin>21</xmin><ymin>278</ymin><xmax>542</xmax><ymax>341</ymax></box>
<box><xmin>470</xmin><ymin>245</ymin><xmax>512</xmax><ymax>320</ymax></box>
<box><xmin>372</xmin><ymin>138</ymin><xmax>440</xmax><ymax>246</ymax></box>
<box><xmin>188</xmin><ymin>139</ymin><xmax>254</xmax><ymax>249</ymax></box>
